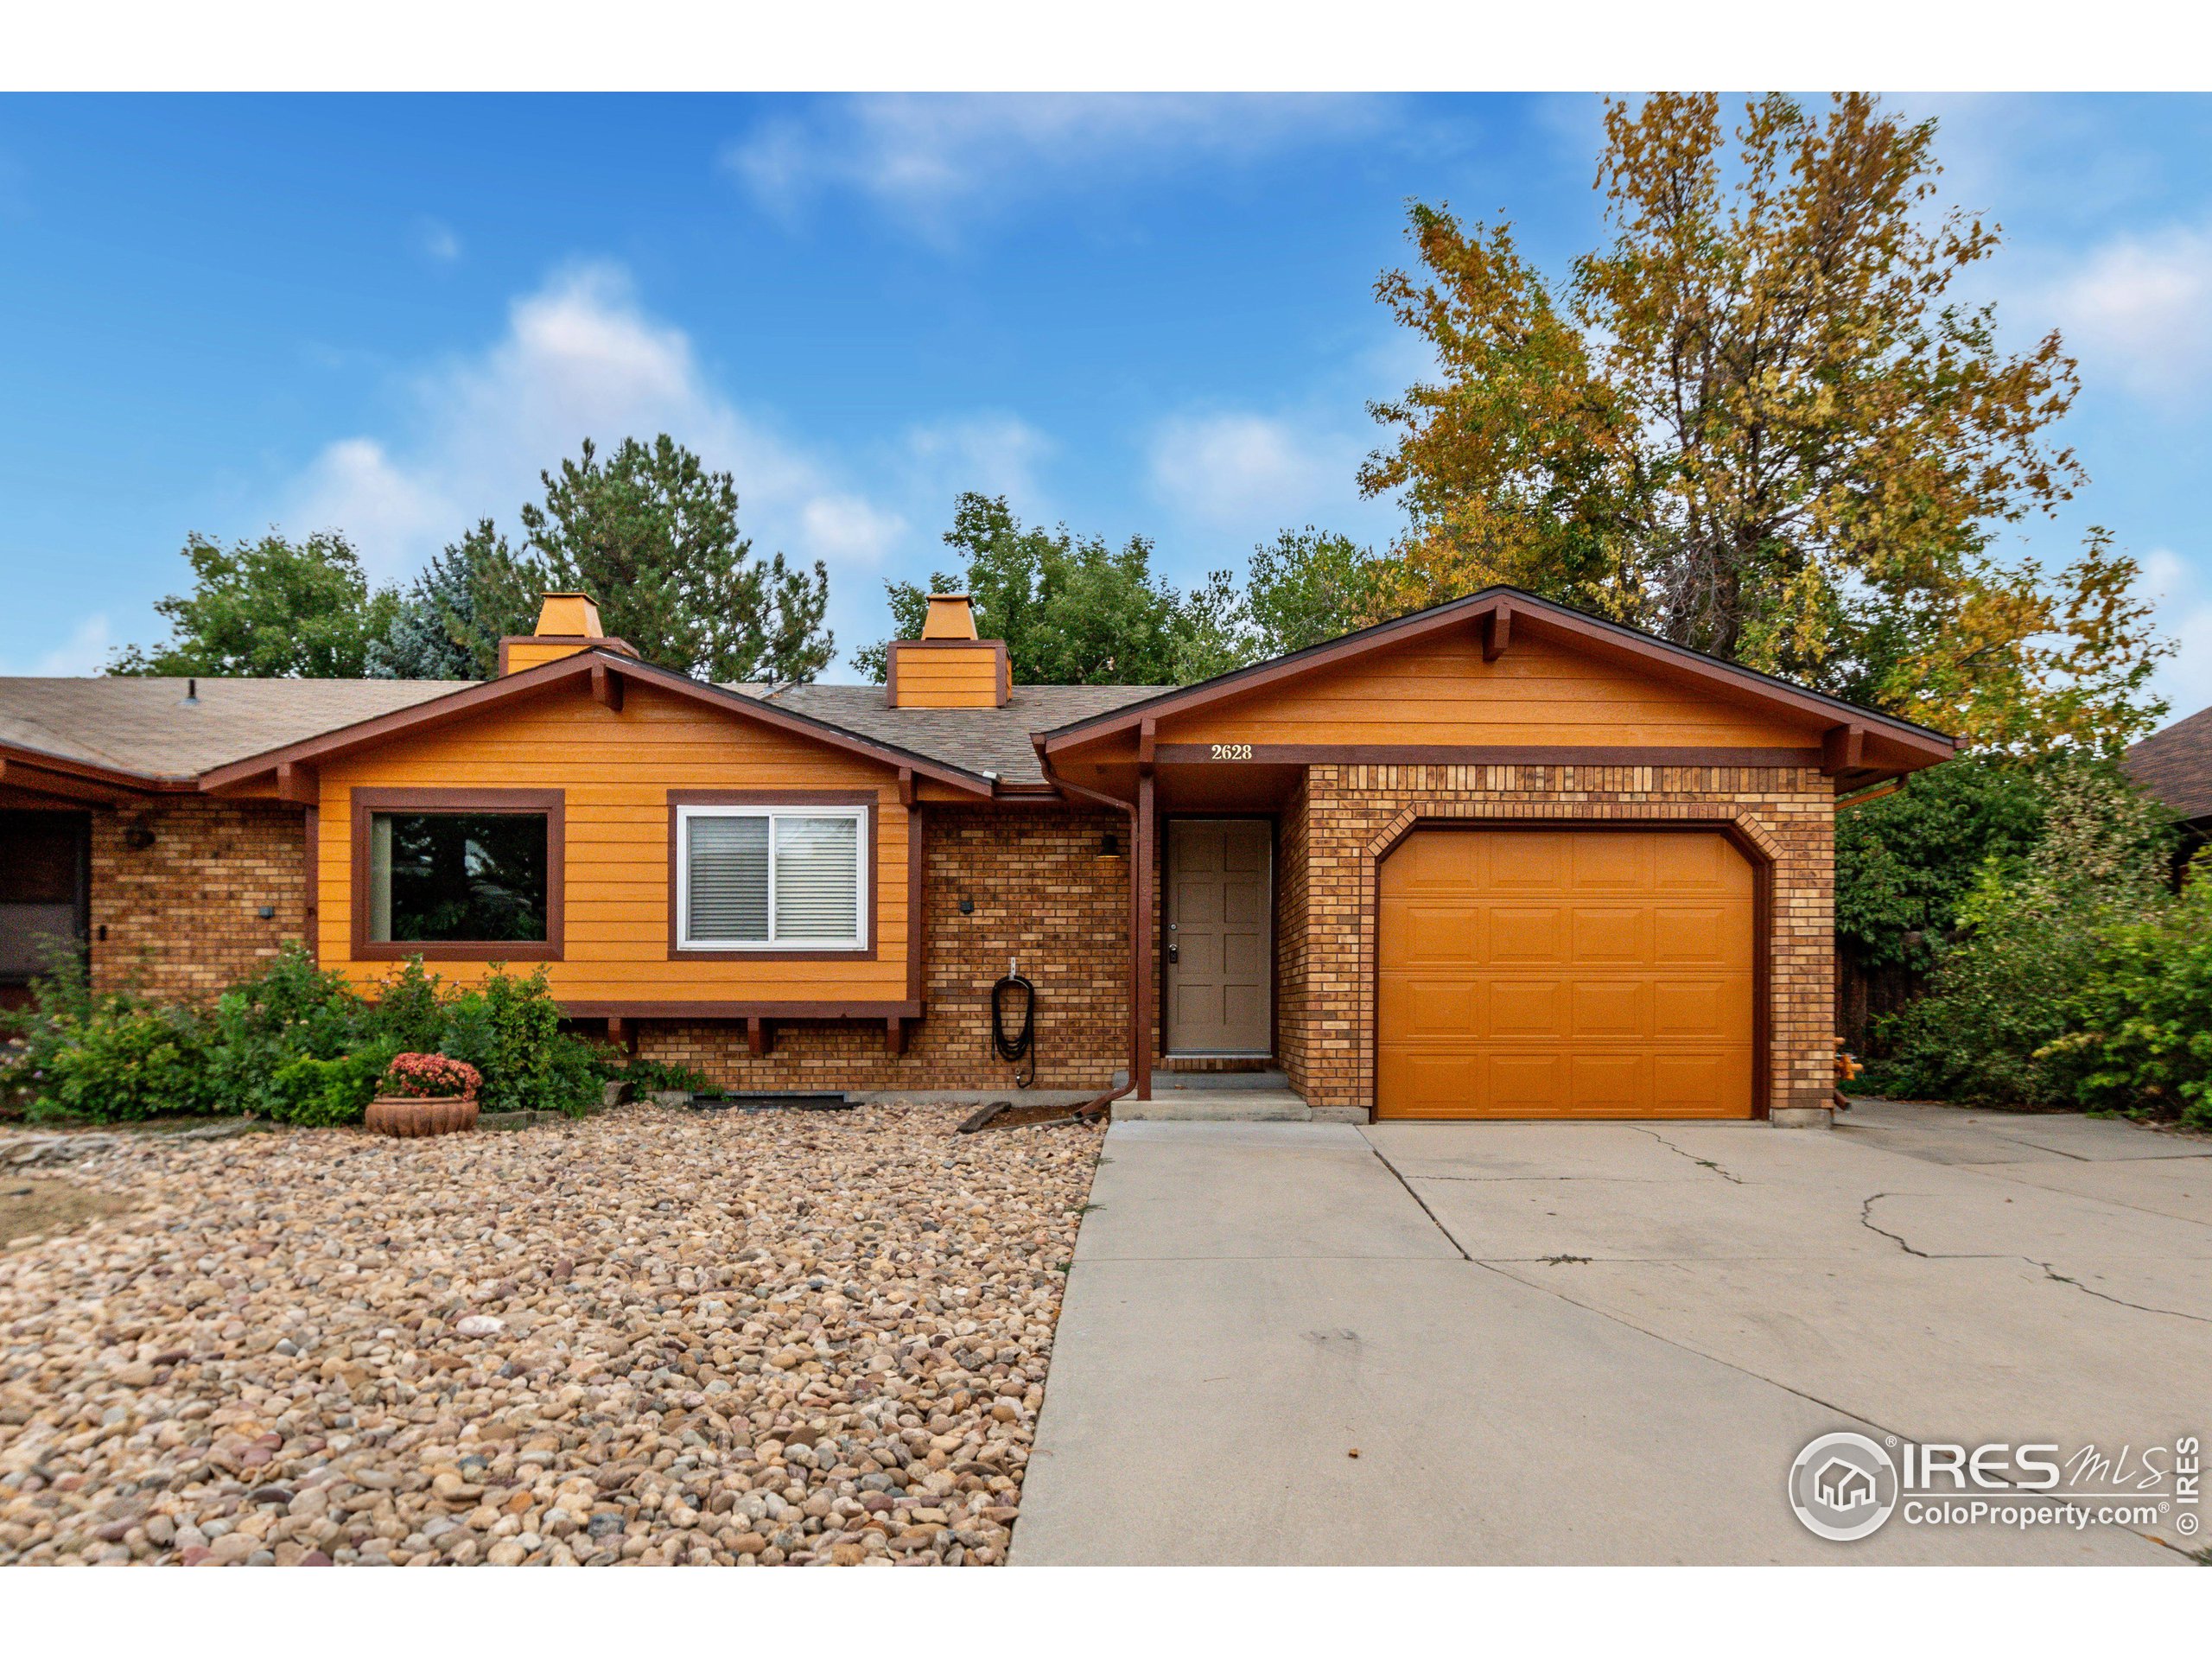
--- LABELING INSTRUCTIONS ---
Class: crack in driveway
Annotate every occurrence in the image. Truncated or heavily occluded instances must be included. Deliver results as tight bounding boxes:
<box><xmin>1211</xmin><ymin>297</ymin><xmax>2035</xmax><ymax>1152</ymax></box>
<box><xmin>1861</xmin><ymin>1192</ymin><xmax>2209</xmax><ymax>1325</ymax></box>
<box><xmin>1633</xmin><ymin>1128</ymin><xmax>1745</xmax><ymax>1183</ymax></box>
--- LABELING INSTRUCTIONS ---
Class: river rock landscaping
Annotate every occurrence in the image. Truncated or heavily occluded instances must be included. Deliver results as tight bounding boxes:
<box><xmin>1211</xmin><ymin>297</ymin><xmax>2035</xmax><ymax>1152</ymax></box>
<box><xmin>0</xmin><ymin>1101</ymin><xmax>1102</xmax><ymax>1566</ymax></box>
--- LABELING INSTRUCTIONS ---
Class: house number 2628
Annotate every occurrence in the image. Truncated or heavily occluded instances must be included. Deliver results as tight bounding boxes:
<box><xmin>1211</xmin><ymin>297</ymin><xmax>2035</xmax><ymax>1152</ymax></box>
<box><xmin>1210</xmin><ymin>743</ymin><xmax>1253</xmax><ymax>760</ymax></box>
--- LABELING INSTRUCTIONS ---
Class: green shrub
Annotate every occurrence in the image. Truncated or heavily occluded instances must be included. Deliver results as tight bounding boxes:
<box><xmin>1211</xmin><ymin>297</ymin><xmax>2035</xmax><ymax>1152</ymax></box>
<box><xmin>616</xmin><ymin>1057</ymin><xmax>713</xmax><ymax>1095</ymax></box>
<box><xmin>27</xmin><ymin>998</ymin><xmax>215</xmax><ymax>1122</ymax></box>
<box><xmin>1871</xmin><ymin>759</ymin><xmax>2189</xmax><ymax>1114</ymax></box>
<box><xmin>206</xmin><ymin>944</ymin><xmax>370</xmax><ymax>1117</ymax></box>
<box><xmin>365</xmin><ymin>957</ymin><xmax>449</xmax><ymax>1052</ymax></box>
<box><xmin>267</xmin><ymin>1040</ymin><xmax>398</xmax><ymax>1127</ymax></box>
<box><xmin>440</xmin><ymin>964</ymin><xmax>600</xmax><ymax>1116</ymax></box>
<box><xmin>2035</xmin><ymin>855</ymin><xmax>2212</xmax><ymax>1126</ymax></box>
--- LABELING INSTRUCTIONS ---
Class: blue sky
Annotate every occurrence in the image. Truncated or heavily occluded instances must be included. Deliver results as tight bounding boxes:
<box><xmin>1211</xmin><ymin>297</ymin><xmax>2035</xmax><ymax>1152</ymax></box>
<box><xmin>0</xmin><ymin>92</ymin><xmax>2206</xmax><ymax>721</ymax></box>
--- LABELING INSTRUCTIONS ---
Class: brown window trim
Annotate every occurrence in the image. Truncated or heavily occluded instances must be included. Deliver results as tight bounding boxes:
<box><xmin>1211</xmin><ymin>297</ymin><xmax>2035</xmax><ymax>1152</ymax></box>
<box><xmin>665</xmin><ymin>789</ymin><xmax>880</xmax><ymax>962</ymax></box>
<box><xmin>349</xmin><ymin>787</ymin><xmax>564</xmax><ymax>962</ymax></box>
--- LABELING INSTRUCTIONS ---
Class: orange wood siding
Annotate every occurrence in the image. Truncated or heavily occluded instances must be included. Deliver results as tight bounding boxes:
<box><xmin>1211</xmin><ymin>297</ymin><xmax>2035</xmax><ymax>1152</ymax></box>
<box><xmin>315</xmin><ymin>680</ymin><xmax>911</xmax><ymax>1002</ymax></box>
<box><xmin>1151</xmin><ymin>629</ymin><xmax>1821</xmax><ymax>749</ymax></box>
<box><xmin>502</xmin><ymin>639</ymin><xmax>596</xmax><ymax>674</ymax></box>
<box><xmin>888</xmin><ymin>642</ymin><xmax>1006</xmax><ymax>708</ymax></box>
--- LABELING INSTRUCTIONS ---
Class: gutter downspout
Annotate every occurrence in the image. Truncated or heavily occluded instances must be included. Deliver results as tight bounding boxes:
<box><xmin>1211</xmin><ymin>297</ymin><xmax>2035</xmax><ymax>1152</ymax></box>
<box><xmin>1033</xmin><ymin>734</ymin><xmax>1145</xmax><ymax>1108</ymax></box>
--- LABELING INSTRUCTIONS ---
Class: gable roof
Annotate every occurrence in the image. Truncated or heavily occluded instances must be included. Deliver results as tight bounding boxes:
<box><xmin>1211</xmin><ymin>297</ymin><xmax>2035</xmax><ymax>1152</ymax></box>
<box><xmin>1037</xmin><ymin>586</ymin><xmax>1955</xmax><ymax>782</ymax></box>
<box><xmin>194</xmin><ymin>649</ymin><xmax>995</xmax><ymax>798</ymax></box>
<box><xmin>2125</xmin><ymin>704</ymin><xmax>2212</xmax><ymax>823</ymax></box>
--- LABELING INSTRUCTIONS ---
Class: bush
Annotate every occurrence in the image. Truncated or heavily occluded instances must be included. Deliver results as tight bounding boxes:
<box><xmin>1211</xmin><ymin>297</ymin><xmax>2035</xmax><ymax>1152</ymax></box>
<box><xmin>206</xmin><ymin>945</ymin><xmax>369</xmax><ymax>1119</ymax></box>
<box><xmin>2035</xmin><ymin>856</ymin><xmax>2212</xmax><ymax>1127</ymax></box>
<box><xmin>4</xmin><ymin>948</ymin><xmax>602</xmax><ymax>1125</ymax></box>
<box><xmin>2</xmin><ymin>962</ymin><xmax>217</xmax><ymax>1122</ymax></box>
<box><xmin>268</xmin><ymin>1042</ymin><xmax>397</xmax><ymax>1127</ymax></box>
<box><xmin>615</xmin><ymin>1057</ymin><xmax>714</xmax><ymax>1095</ymax></box>
<box><xmin>1870</xmin><ymin>759</ymin><xmax>2193</xmax><ymax>1116</ymax></box>
<box><xmin>437</xmin><ymin>964</ymin><xmax>601</xmax><ymax>1116</ymax></box>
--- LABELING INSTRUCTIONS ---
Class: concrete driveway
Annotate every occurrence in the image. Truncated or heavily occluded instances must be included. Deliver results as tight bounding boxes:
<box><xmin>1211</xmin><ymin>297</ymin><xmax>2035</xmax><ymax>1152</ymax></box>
<box><xmin>1013</xmin><ymin>1101</ymin><xmax>2211</xmax><ymax>1565</ymax></box>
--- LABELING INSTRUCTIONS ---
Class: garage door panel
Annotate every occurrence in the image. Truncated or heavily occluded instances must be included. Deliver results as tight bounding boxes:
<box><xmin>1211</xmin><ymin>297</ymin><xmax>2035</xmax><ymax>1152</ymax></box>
<box><xmin>1377</xmin><ymin>829</ymin><xmax>1756</xmax><ymax>1121</ymax></box>
<box><xmin>1382</xmin><ymin>974</ymin><xmax>1481</xmax><ymax>1037</ymax></box>
<box><xmin>1569</xmin><ymin>1052</ymin><xmax>1649</xmax><ymax>1111</ymax></box>
<box><xmin>1652</xmin><ymin>906</ymin><xmax>1742</xmax><ymax>962</ymax></box>
<box><xmin>1571</xmin><ymin>905</ymin><xmax>1653</xmax><ymax>963</ymax></box>
<box><xmin>1488</xmin><ymin>978</ymin><xmax>1564</xmax><ymax>1039</ymax></box>
<box><xmin>1486</xmin><ymin>906</ymin><xmax>1566</xmax><ymax>963</ymax></box>
<box><xmin>1652</xmin><ymin>977</ymin><xmax>1751</xmax><ymax>1040</ymax></box>
<box><xmin>1570</xmin><ymin>978</ymin><xmax>1650</xmax><ymax>1038</ymax></box>
<box><xmin>1571</xmin><ymin>834</ymin><xmax>1651</xmax><ymax>889</ymax></box>
<box><xmin>1484</xmin><ymin>834</ymin><xmax>1570</xmax><ymax>891</ymax></box>
<box><xmin>1381</xmin><ymin>901</ymin><xmax>1481</xmax><ymax>969</ymax></box>
<box><xmin>1484</xmin><ymin>1052</ymin><xmax>1568</xmax><ymax>1114</ymax></box>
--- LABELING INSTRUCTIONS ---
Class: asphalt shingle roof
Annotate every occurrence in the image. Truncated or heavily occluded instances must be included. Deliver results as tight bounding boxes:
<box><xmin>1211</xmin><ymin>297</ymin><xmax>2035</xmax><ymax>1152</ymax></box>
<box><xmin>0</xmin><ymin>677</ymin><xmax>469</xmax><ymax>780</ymax></box>
<box><xmin>2125</xmin><ymin>703</ymin><xmax>2212</xmax><ymax>824</ymax></box>
<box><xmin>760</xmin><ymin>683</ymin><xmax>1161</xmax><ymax>785</ymax></box>
<box><xmin>0</xmin><ymin>673</ymin><xmax>1157</xmax><ymax>789</ymax></box>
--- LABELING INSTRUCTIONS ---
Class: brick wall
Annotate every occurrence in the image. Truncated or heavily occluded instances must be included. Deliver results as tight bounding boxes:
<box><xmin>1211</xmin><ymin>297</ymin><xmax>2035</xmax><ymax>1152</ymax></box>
<box><xmin>1274</xmin><ymin>772</ymin><xmax>1312</xmax><ymax>1097</ymax></box>
<box><xmin>1293</xmin><ymin>763</ymin><xmax>1834</xmax><ymax>1116</ymax></box>
<box><xmin>641</xmin><ymin>805</ymin><xmax>1130</xmax><ymax>1090</ymax></box>
<box><xmin>89</xmin><ymin>798</ymin><xmax>310</xmax><ymax>1001</ymax></box>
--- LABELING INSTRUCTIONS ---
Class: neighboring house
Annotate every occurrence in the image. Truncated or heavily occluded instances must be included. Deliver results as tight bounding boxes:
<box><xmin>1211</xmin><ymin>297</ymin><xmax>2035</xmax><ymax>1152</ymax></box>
<box><xmin>2124</xmin><ymin>703</ymin><xmax>2212</xmax><ymax>868</ymax></box>
<box><xmin>0</xmin><ymin>588</ymin><xmax>1951</xmax><ymax>1121</ymax></box>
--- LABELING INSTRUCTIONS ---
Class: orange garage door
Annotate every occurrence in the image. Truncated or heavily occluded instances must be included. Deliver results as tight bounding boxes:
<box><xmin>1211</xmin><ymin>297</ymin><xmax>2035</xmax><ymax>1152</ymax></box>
<box><xmin>1376</xmin><ymin>829</ymin><xmax>1756</xmax><ymax>1119</ymax></box>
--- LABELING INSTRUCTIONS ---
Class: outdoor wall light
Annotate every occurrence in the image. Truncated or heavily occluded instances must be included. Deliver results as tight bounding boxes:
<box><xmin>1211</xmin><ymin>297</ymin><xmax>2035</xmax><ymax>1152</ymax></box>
<box><xmin>124</xmin><ymin>823</ymin><xmax>156</xmax><ymax>851</ymax></box>
<box><xmin>1096</xmin><ymin>831</ymin><xmax>1124</xmax><ymax>861</ymax></box>
<box><xmin>959</xmin><ymin>896</ymin><xmax>975</xmax><ymax>914</ymax></box>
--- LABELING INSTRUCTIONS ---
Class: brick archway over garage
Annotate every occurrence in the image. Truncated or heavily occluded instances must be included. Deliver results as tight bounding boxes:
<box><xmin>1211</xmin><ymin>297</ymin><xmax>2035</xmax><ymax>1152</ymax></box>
<box><xmin>1277</xmin><ymin>762</ymin><xmax>1834</xmax><ymax>1119</ymax></box>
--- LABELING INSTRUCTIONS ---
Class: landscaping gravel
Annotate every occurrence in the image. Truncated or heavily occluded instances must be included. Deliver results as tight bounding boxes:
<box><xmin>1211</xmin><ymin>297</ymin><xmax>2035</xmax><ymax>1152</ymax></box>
<box><xmin>0</xmin><ymin>1101</ymin><xmax>1103</xmax><ymax>1566</ymax></box>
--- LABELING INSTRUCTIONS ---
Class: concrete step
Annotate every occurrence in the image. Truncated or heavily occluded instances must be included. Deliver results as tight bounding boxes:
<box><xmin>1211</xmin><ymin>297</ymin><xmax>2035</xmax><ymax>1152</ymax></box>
<box><xmin>1146</xmin><ymin>1069</ymin><xmax>1294</xmax><ymax>1093</ymax></box>
<box><xmin>1116</xmin><ymin>1090</ymin><xmax>1313</xmax><ymax>1122</ymax></box>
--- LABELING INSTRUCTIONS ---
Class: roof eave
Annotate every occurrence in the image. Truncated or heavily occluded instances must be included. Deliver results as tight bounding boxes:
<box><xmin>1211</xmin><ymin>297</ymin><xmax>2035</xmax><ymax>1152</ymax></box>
<box><xmin>196</xmin><ymin>649</ymin><xmax>998</xmax><ymax>798</ymax></box>
<box><xmin>1038</xmin><ymin>587</ymin><xmax>1957</xmax><ymax>765</ymax></box>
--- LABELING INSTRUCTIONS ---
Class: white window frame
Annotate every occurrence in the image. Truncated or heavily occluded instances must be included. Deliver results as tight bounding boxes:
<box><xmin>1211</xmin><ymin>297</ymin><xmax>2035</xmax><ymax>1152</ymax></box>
<box><xmin>674</xmin><ymin>803</ymin><xmax>870</xmax><ymax>952</ymax></box>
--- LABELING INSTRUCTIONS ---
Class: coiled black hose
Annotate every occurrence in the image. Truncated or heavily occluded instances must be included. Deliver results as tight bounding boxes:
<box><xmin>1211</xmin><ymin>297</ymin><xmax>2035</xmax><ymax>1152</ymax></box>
<box><xmin>991</xmin><ymin>969</ymin><xmax>1037</xmax><ymax>1088</ymax></box>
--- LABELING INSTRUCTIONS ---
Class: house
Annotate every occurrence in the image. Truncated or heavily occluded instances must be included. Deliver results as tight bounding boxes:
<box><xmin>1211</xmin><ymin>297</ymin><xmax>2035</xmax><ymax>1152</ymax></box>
<box><xmin>2124</xmin><ymin>702</ymin><xmax>2212</xmax><ymax>869</ymax></box>
<box><xmin>0</xmin><ymin>588</ymin><xmax>1952</xmax><ymax>1121</ymax></box>
<box><xmin>1814</xmin><ymin>1457</ymin><xmax>1878</xmax><ymax>1511</ymax></box>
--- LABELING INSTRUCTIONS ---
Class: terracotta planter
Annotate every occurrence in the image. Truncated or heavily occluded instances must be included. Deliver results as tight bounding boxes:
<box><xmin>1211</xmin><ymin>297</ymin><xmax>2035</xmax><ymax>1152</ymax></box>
<box><xmin>364</xmin><ymin>1094</ymin><xmax>480</xmax><ymax>1138</ymax></box>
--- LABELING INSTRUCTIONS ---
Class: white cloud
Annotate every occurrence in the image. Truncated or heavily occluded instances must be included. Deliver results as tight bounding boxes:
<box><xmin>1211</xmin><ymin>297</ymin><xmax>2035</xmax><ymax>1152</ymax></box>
<box><xmin>2139</xmin><ymin>548</ymin><xmax>2212</xmax><ymax>722</ymax></box>
<box><xmin>723</xmin><ymin>92</ymin><xmax>1386</xmax><ymax>238</ymax></box>
<box><xmin>1146</xmin><ymin>411</ymin><xmax>1356</xmax><ymax>531</ymax></box>
<box><xmin>10</xmin><ymin>612</ymin><xmax>112</xmax><ymax>677</ymax></box>
<box><xmin>902</xmin><ymin>415</ymin><xmax>1053</xmax><ymax>509</ymax></box>
<box><xmin>279</xmin><ymin>262</ymin><xmax>900</xmax><ymax>586</ymax></box>
<box><xmin>416</xmin><ymin>219</ymin><xmax>462</xmax><ymax>264</ymax></box>
<box><xmin>2041</xmin><ymin>223</ymin><xmax>2212</xmax><ymax>404</ymax></box>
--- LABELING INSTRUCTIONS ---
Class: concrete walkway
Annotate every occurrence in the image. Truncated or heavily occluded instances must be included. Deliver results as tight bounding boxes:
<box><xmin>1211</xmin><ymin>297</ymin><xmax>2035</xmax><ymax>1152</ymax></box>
<box><xmin>1013</xmin><ymin>1102</ymin><xmax>2210</xmax><ymax>1564</ymax></box>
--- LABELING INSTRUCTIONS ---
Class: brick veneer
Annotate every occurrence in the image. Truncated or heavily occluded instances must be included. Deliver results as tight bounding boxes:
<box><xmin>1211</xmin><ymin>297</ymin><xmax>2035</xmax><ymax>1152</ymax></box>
<box><xmin>1291</xmin><ymin>762</ymin><xmax>1834</xmax><ymax>1116</ymax></box>
<box><xmin>641</xmin><ymin>805</ymin><xmax>1130</xmax><ymax>1090</ymax></box>
<box><xmin>89</xmin><ymin>798</ymin><xmax>310</xmax><ymax>1001</ymax></box>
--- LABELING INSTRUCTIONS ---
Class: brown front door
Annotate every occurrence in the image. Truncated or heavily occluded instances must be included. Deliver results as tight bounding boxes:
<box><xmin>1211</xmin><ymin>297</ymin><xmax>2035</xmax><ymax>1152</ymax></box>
<box><xmin>1376</xmin><ymin>828</ymin><xmax>1755</xmax><ymax>1119</ymax></box>
<box><xmin>1166</xmin><ymin>818</ymin><xmax>1272</xmax><ymax>1056</ymax></box>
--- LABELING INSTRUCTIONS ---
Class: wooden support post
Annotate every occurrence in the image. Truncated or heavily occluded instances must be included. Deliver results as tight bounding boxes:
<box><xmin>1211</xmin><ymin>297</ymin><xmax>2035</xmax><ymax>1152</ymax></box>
<box><xmin>589</xmin><ymin>662</ymin><xmax>624</xmax><ymax>711</ymax></box>
<box><xmin>1132</xmin><ymin>770</ymin><xmax>1155</xmax><ymax>1102</ymax></box>
<box><xmin>896</xmin><ymin>766</ymin><xmax>915</xmax><ymax>807</ymax></box>
<box><xmin>1821</xmin><ymin>722</ymin><xmax>1867</xmax><ymax>776</ymax></box>
<box><xmin>886</xmin><ymin>1016</ymin><xmax>906</xmax><ymax>1057</ymax></box>
<box><xmin>1482</xmin><ymin>603</ymin><xmax>1512</xmax><ymax>663</ymax></box>
<box><xmin>276</xmin><ymin>760</ymin><xmax>318</xmax><ymax>806</ymax></box>
<box><xmin>747</xmin><ymin>1016</ymin><xmax>772</xmax><ymax>1058</ymax></box>
<box><xmin>1137</xmin><ymin>716</ymin><xmax>1157</xmax><ymax>773</ymax></box>
<box><xmin>607</xmin><ymin>1015</ymin><xmax>636</xmax><ymax>1055</ymax></box>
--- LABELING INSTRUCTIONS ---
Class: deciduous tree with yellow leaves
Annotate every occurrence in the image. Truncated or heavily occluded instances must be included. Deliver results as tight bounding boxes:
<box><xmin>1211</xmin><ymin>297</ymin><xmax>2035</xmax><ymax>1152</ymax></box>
<box><xmin>1360</xmin><ymin>92</ymin><xmax>2167</xmax><ymax>752</ymax></box>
